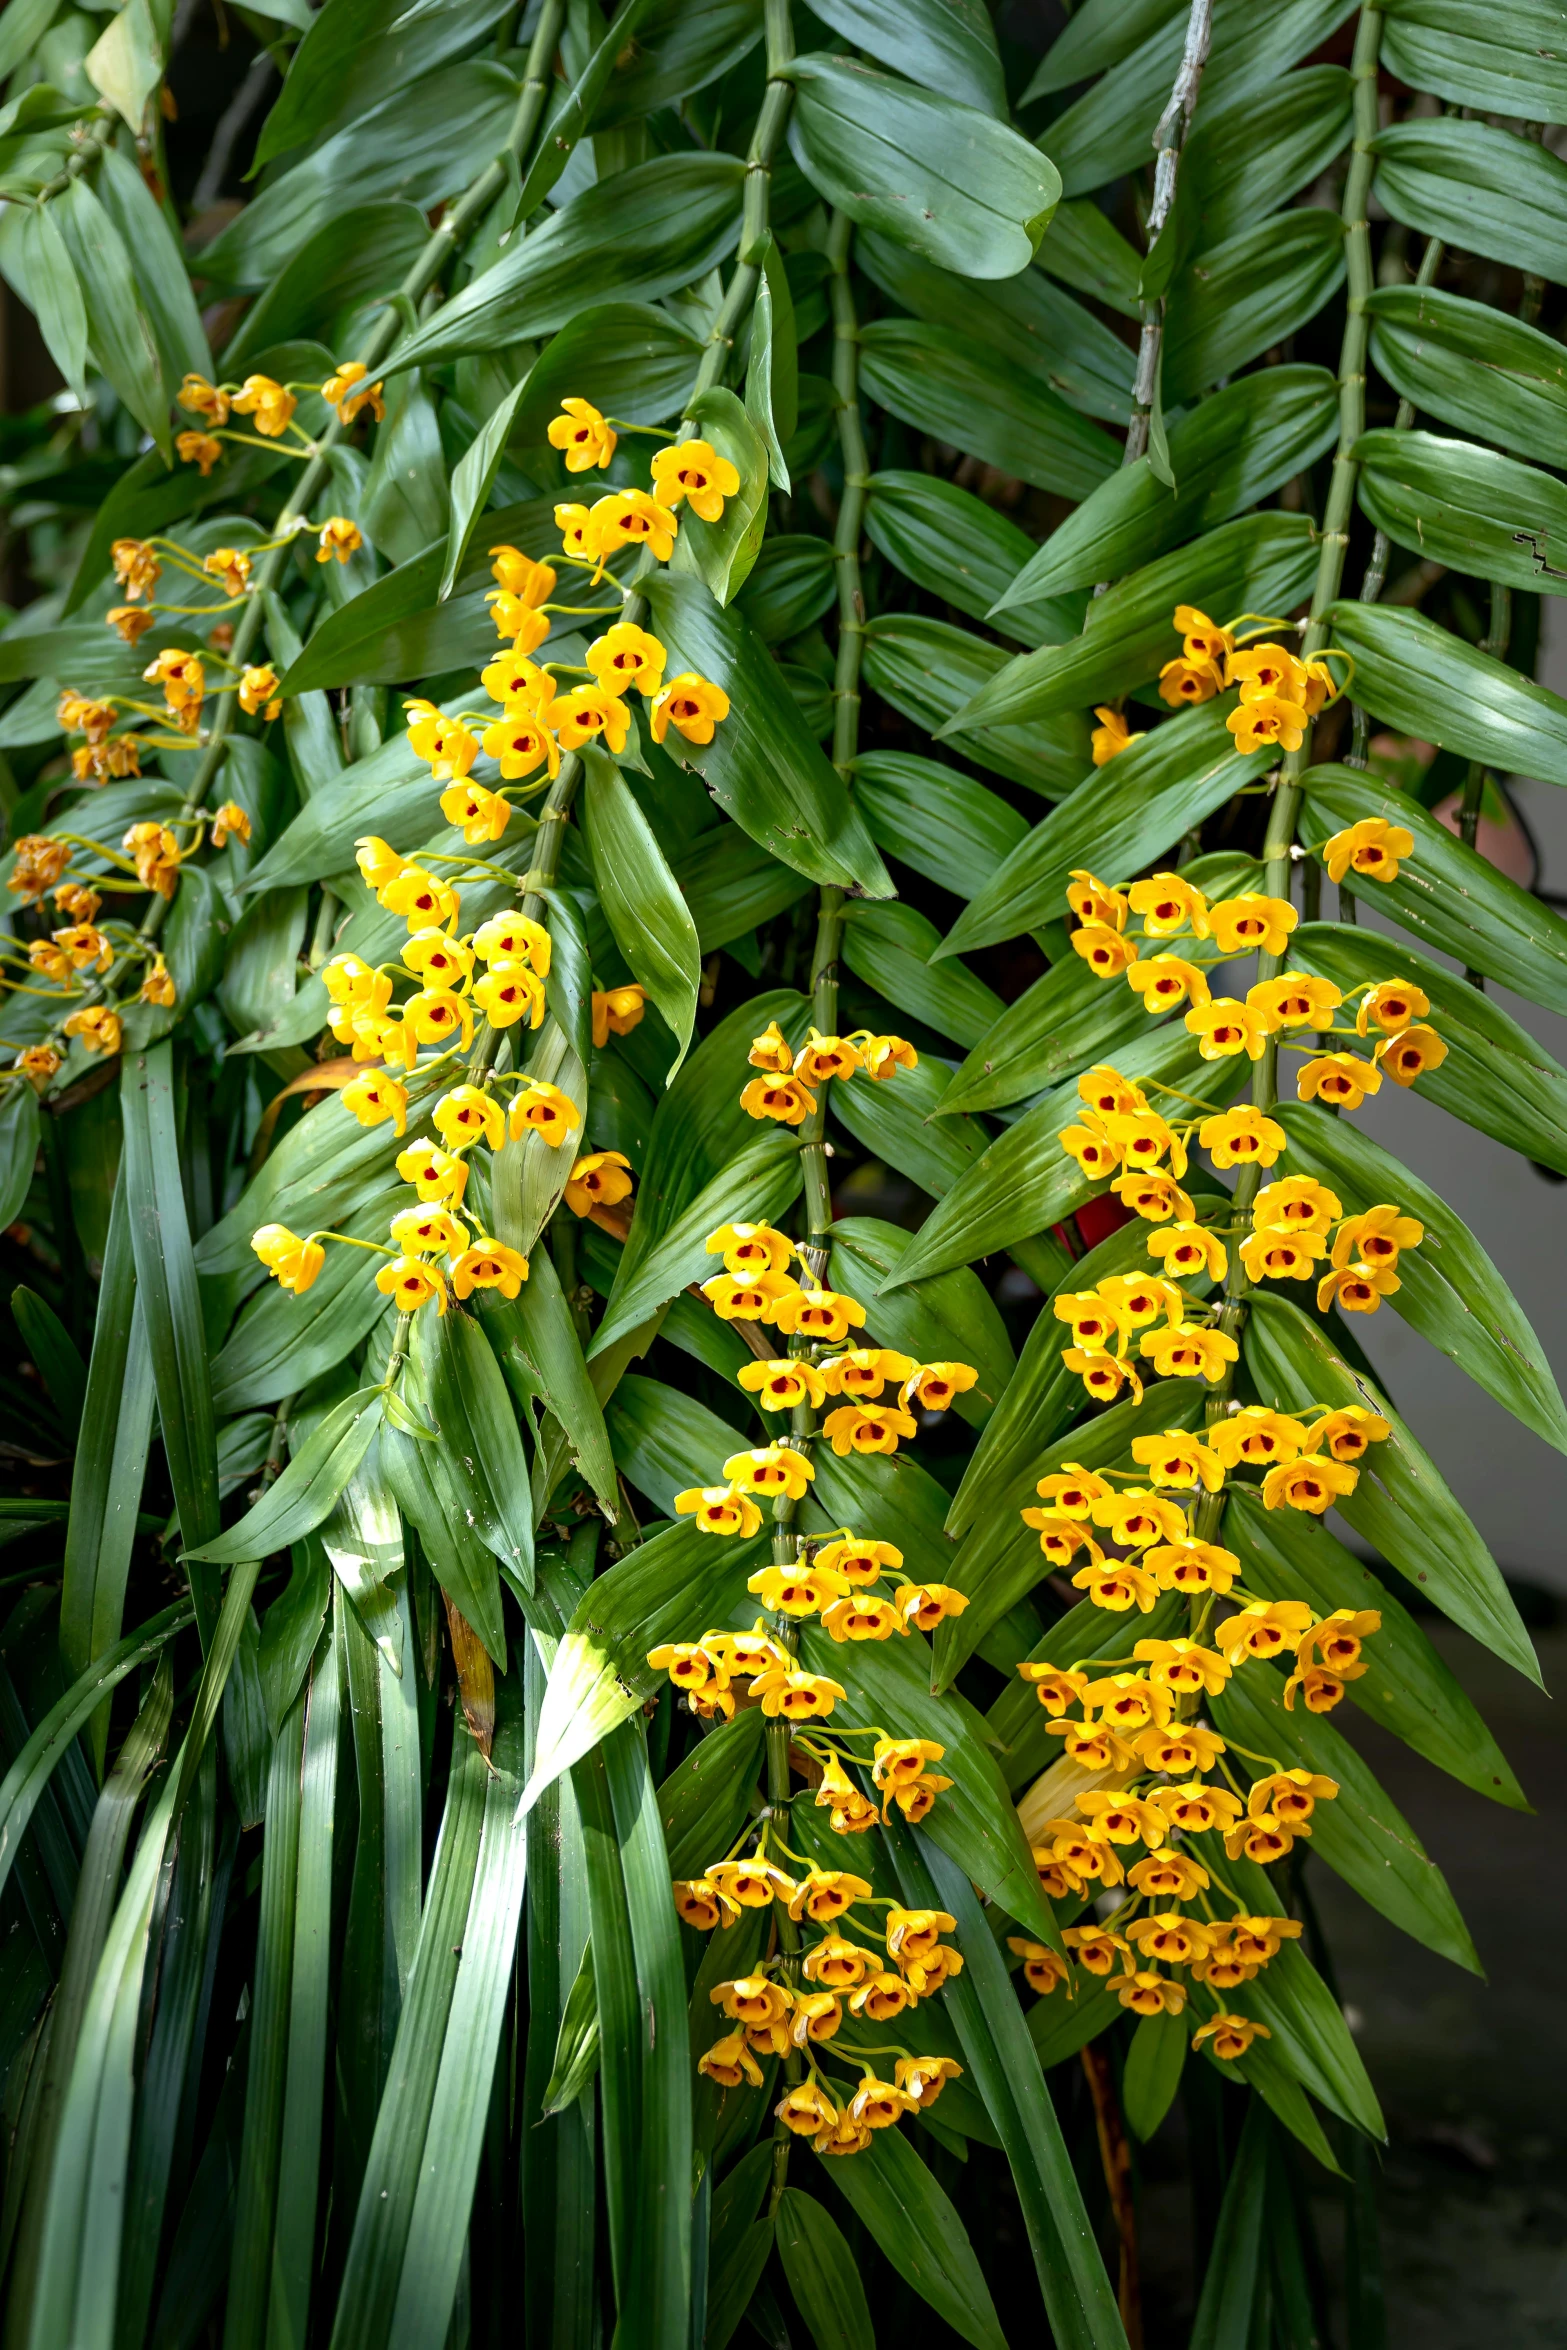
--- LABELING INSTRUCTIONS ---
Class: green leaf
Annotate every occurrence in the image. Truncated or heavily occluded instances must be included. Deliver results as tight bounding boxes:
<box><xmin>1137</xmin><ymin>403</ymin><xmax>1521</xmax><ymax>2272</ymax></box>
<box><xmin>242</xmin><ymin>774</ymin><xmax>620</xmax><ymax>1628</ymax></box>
<box><xmin>1187</xmin><ymin>2102</ymin><xmax>1271</xmax><ymax>2350</ymax></box>
<box><xmin>209</xmin><ymin>1185</ymin><xmax>400</xmax><ymax>1416</ymax></box>
<box><xmin>894</xmin><ymin>1831</ymin><xmax>1129</xmax><ymax>2350</ymax></box>
<box><xmin>820</xmin><ymin>2124</ymin><xmax>1007</xmax><ymax>2350</ymax></box>
<box><xmin>1225</xmin><ymin>1486</ymin><xmax>1527</xmax><ymax>1811</ymax></box>
<box><xmin>1275</xmin><ymin>1100</ymin><xmax>1567</xmax><ymax>1454</ymax></box>
<box><xmin>507</xmin><ymin>0</ymin><xmax>663</xmax><ymax>219</ymax></box>
<box><xmin>480</xmin><ymin>1253</ymin><xmax>619</xmax><ymax>1521</ymax></box>
<box><xmin>57</xmin><ymin>176</ymin><xmax>167</xmax><ymax>453</ymax></box>
<box><xmin>415</xmin><ymin>1307</ymin><xmax>535</xmax><ymax>1598</ymax></box>
<box><xmin>826</xmin><ymin>1055</ymin><xmax>994</xmax><ymax>1216</ymax></box>
<box><xmin>946</xmin><ymin>511</ymin><xmax>1318</xmax><ymax>734</ymax></box>
<box><xmin>736</xmin><ymin>534</ymin><xmax>833</xmax><ymax>645</ymax></box>
<box><xmin>1372</xmin><ymin>116</ymin><xmax>1567</xmax><ymax>286</ymax></box>
<box><xmin>784</xmin><ymin>54</ymin><xmax>1059</xmax><ymax>279</ymax></box>
<box><xmin>1212</xmin><ymin>1662</ymin><xmax>1480</xmax><ymax>1972</ymax></box>
<box><xmin>257</xmin><ymin>1541</ymin><xmax>330</xmax><ymax>1735</ymax></box>
<box><xmin>1292</xmin><ymin>918</ymin><xmax>1567</xmax><ymax>1176</ymax></box>
<box><xmin>0</xmin><ymin>1601</ymin><xmax>191</xmax><ymax>1909</ymax></box>
<box><xmin>745</xmin><ymin>236</ymin><xmax>797</xmax><ymax>491</ymax></box>
<box><xmin>541</xmin><ymin>1942</ymin><xmax>599</xmax><ymax>2116</ymax></box>
<box><xmin>862</xmin><ymin>614</ymin><xmax>1092</xmax><ymax>797</ymax></box>
<box><xmin>1353</xmin><ymin>427</ymin><xmax>1567</xmax><ymax>596</ymax></box>
<box><xmin>1024</xmin><ymin>0</ymin><xmax>1181</xmax><ymax>99</ymax></box>
<box><xmin>1331</xmin><ymin>594</ymin><xmax>1567</xmax><ymax>784</ymax></box>
<box><xmin>439</xmin><ymin>378</ymin><xmax>527</xmax><ymax>600</ymax></box>
<box><xmin>184</xmin><ymin>1389</ymin><xmax>383</xmax><ymax>1567</ymax></box>
<box><xmin>852</xmin><ymin>751</ymin><xmax>1028</xmax><ymax>901</ymax></box>
<box><xmin>581</xmin><ymin>747</ymin><xmax>701</xmax><ymax>1075</ymax></box>
<box><xmin>11</xmin><ymin>1287</ymin><xmax>85</xmax><ymax>1438</ymax></box>
<box><xmin>1163</xmin><ymin>208</ymin><xmax>1345</xmax><ymax>404</ymax></box>
<box><xmin>383</xmin><ymin>1694</ymin><xmax>530</xmax><ymax>2350</ymax></box>
<box><xmin>83</xmin><ymin>0</ymin><xmax>165</xmax><ymax>134</ymax></box>
<box><xmin>592</xmin><ymin>1131</ymin><xmax>801</xmax><ymax>1357</ymax></box>
<box><xmin>936</xmin><ymin>952</ymin><xmax>1149</xmax><ymax>1118</ymax></box>
<box><xmin>193</xmin><ymin>60</ymin><xmax>521</xmax><ymax>290</ymax></box>
<box><xmin>606</xmin><ymin>1374</ymin><xmax>745</xmax><ymax>1517</ymax></box>
<box><xmin>1365</xmin><ymin>283</ymin><xmax>1567</xmax><ymax>468</ymax></box>
<box><xmin>362</xmin><ymin>368</ymin><xmax>450</xmax><ymax>570</ymax></box>
<box><xmin>388</xmin><ymin>153</ymin><xmax>747</xmax><ymax>374</ymax></box>
<box><xmin>841</xmin><ymin>901</ymin><xmax>1003</xmax><ymax>1050</ymax></box>
<box><xmin>512</xmin><ymin>301</ymin><xmax>702</xmax><ymax>455</ymax></box>
<box><xmin>521</xmin><ymin>1521</ymin><xmax>766</xmax><ymax>1809</ymax></box>
<box><xmin>858</xmin><ymin>319</ymin><xmax>1120</xmax><ymax>502</ymax></box>
<box><xmin>775</xmin><ymin>2191</ymin><xmax>875</xmax><ymax>2350</ymax></box>
<box><xmin>1380</xmin><ymin>0</ymin><xmax>1567</xmax><ymax>118</ymax></box>
<box><xmin>644</xmin><ymin>572</ymin><xmax>893</xmax><ymax>894</ymax></box>
<box><xmin>121</xmin><ymin>1045</ymin><xmax>220</xmax><ymax>1620</ymax></box>
<box><xmin>674</xmin><ymin>823</ymin><xmax>815</xmax><ymax>951</ymax></box>
<box><xmin>1298</xmin><ymin>762</ymin><xmax>1567</xmax><ymax>1011</ymax></box>
<box><xmin>60</xmin><ymin>1182</ymin><xmax>153</xmax><ymax>1703</ymax></box>
<box><xmin>326</xmin><ymin>1720</ymin><xmax>492</xmax><ymax>2350</ymax></box>
<box><xmin>940</xmin><ymin>701</ymin><xmax>1269</xmax><ymax>960</ymax></box>
<box><xmin>221</xmin><ymin>199</ymin><xmax>431</xmax><ymax>377</ymax></box>
<box><xmin>828</xmin><ymin>1216</ymin><xmax>1015</xmax><ymax>1425</ymax></box>
<box><xmin>253</xmin><ymin>0</ymin><xmax>509</xmax><ymax>167</ymax></box>
<box><xmin>669</xmin><ymin>385</ymin><xmax>770</xmax><ymax>604</ymax></box>
<box><xmin>95</xmin><ymin>146</ymin><xmax>209</xmax><ymax>396</ymax></box>
<box><xmin>13</xmin><ymin>200</ymin><xmax>85</xmax><ymax>402</ymax></box>
<box><xmin>1026</xmin><ymin>1978</ymin><xmax>1124</xmax><ymax>2071</ymax></box>
<box><xmin>0</xmin><ymin>1081</ymin><xmax>40</xmax><ymax>1234</ymax></box>
<box><xmin>810</xmin><ymin>0</ymin><xmax>1004</xmax><ymax>113</ymax></box>
<box><xmin>1035</xmin><ymin>196</ymin><xmax>1143</xmax><ymax>317</ymax></box>
<box><xmin>658</xmin><ymin>1705</ymin><xmax>765</xmax><ymax>1879</ymax></box>
<box><xmin>998</xmin><ymin>367</ymin><xmax>1337</xmax><ymax>606</ymax></box>
<box><xmin>1040</xmin><ymin>0</ymin><xmax>1356</xmax><ymax>200</ymax></box>
<box><xmin>1243</xmin><ymin>1291</ymin><xmax>1540</xmax><ymax>1685</ymax></box>
<box><xmin>1183</xmin><ymin>63</ymin><xmax>1354</xmax><ymax>248</ymax></box>
<box><xmin>865</xmin><ymin>471</ymin><xmax>1085</xmax><ymax>651</ymax></box>
<box><xmin>1121</xmin><ymin>2011</ymin><xmax>1186</xmax><ymax>2142</ymax></box>
<box><xmin>594</xmin><ymin>0</ymin><xmax>767</xmax><ymax>127</ymax></box>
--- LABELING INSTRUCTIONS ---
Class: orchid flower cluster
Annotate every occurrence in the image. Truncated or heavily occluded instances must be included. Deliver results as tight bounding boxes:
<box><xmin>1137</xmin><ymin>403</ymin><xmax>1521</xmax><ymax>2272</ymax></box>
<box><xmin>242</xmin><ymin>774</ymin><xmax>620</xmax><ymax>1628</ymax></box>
<box><xmin>1091</xmin><ymin>604</ymin><xmax>1351</xmax><ymax>767</ymax></box>
<box><xmin>684</xmin><ymin>1847</ymin><xmax>965</xmax><ymax>2159</ymax></box>
<box><xmin>739</xmin><ymin>1017</ymin><xmax>919</xmax><ymax>1126</ymax></box>
<box><xmin>250</xmin><ymin>851</ymin><xmax>643</xmax><ymax>1316</ymax></box>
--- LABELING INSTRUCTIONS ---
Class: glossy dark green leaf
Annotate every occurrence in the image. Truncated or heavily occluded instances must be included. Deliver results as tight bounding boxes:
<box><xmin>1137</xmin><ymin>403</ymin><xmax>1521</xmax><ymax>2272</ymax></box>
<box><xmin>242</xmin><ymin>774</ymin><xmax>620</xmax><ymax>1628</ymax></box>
<box><xmin>1163</xmin><ymin>208</ymin><xmax>1344</xmax><ymax>405</ymax></box>
<box><xmin>362</xmin><ymin>369</ymin><xmax>450</xmax><ymax>569</ymax></box>
<box><xmin>1187</xmin><ymin>2102</ymin><xmax>1271</xmax><ymax>2350</ymax></box>
<box><xmin>938</xmin><ymin>953</ymin><xmax>1149</xmax><ymax>1118</ymax></box>
<box><xmin>209</xmin><ymin>1186</ymin><xmax>400</xmax><ymax>1415</ymax></box>
<box><xmin>1353</xmin><ymin>427</ymin><xmax>1567</xmax><ymax>596</ymax></box>
<box><xmin>482</xmin><ymin>1253</ymin><xmax>619</xmax><ymax>1519</ymax></box>
<box><xmin>10</xmin><ymin>1287</ymin><xmax>84</xmax><ymax>1437</ymax></box>
<box><xmin>734</xmin><ymin>535</ymin><xmax>833</xmax><ymax>644</ymax></box>
<box><xmin>60</xmin><ymin>1181</ymin><xmax>153</xmax><ymax>1699</ymax></box>
<box><xmin>1183</xmin><ymin>64</ymin><xmax>1353</xmax><ymax>248</ymax></box>
<box><xmin>1023</xmin><ymin>0</ymin><xmax>1181</xmax><ymax>98</ymax></box>
<box><xmin>862</xmin><ymin>615</ymin><xmax>1092</xmax><ymax>796</ymax></box>
<box><xmin>1225</xmin><ymin>1486</ymin><xmax>1526</xmax><ymax>1810</ymax></box>
<box><xmin>415</xmin><ymin>1307</ymin><xmax>535</xmax><ymax>1597</ymax></box>
<box><xmin>0</xmin><ymin>1081</ymin><xmax>39</xmax><ymax>1233</ymax></box>
<box><xmin>1035</xmin><ymin>197</ymin><xmax>1143</xmax><ymax>318</ymax></box>
<box><xmin>745</xmin><ymin>240</ymin><xmax>797</xmax><ymax>490</ymax></box>
<box><xmin>852</xmin><ymin>752</ymin><xmax>1028</xmax><ymax>901</ymax></box>
<box><xmin>541</xmin><ymin>1944</ymin><xmax>599</xmax><ymax>2116</ymax></box>
<box><xmin>581</xmin><ymin>748</ymin><xmax>701</xmax><ymax>1073</ymax></box>
<box><xmin>829</xmin><ymin>1215</ymin><xmax>1015</xmax><ymax>1424</ymax></box>
<box><xmin>950</xmin><ymin>512</ymin><xmax>1317</xmax><ymax>734</ymax></box>
<box><xmin>645</xmin><ymin>572</ymin><xmax>891</xmax><ymax>894</ymax></box>
<box><xmin>194</xmin><ymin>60</ymin><xmax>521</xmax><ymax>289</ymax></box>
<box><xmin>606</xmin><ymin>1374</ymin><xmax>745</xmax><ymax>1516</ymax></box>
<box><xmin>673</xmin><ymin>822</ymin><xmax>814</xmax><ymax>950</ymax></box>
<box><xmin>1121</xmin><ymin>2010</ymin><xmax>1185</xmax><ymax>2142</ymax></box>
<box><xmin>121</xmin><ymin>1045</ymin><xmax>220</xmax><ymax>1619</ymax></box>
<box><xmin>1365</xmin><ymin>283</ymin><xmax>1567</xmax><ymax>467</ymax></box>
<box><xmin>820</xmin><ymin>2119</ymin><xmax>1007</xmax><ymax>2350</ymax></box>
<box><xmin>859</xmin><ymin>318</ymin><xmax>1119</xmax><ymax>503</ymax></box>
<box><xmin>522</xmin><ymin>1520</ymin><xmax>765</xmax><ymax>1808</ymax></box>
<box><xmin>784</xmin><ymin>54</ymin><xmax>1058</xmax><ymax>279</ymax></box>
<box><xmin>667</xmin><ymin>385</ymin><xmax>769</xmax><ymax>604</ymax></box>
<box><xmin>1337</xmin><ymin>597</ymin><xmax>1567</xmax><ymax>784</ymax></box>
<box><xmin>1276</xmin><ymin>1100</ymin><xmax>1567</xmax><ymax>1454</ymax></box>
<box><xmin>1380</xmin><ymin>0</ymin><xmax>1567</xmax><ymax>119</ymax></box>
<box><xmin>508</xmin><ymin>0</ymin><xmax>664</xmax><ymax>219</ymax></box>
<box><xmin>592</xmin><ymin>1131</ymin><xmax>801</xmax><ymax>1355</ymax></box>
<box><xmin>222</xmin><ymin>199</ymin><xmax>430</xmax><ymax>376</ymax></box>
<box><xmin>657</xmin><ymin>1705</ymin><xmax>765</xmax><ymax>1880</ymax></box>
<box><xmin>1244</xmin><ymin>1291</ymin><xmax>1539</xmax><ymax>1685</ymax></box>
<box><xmin>811</xmin><ymin>0</ymin><xmax>1004</xmax><ymax>113</ymax></box>
<box><xmin>1040</xmin><ymin>0</ymin><xmax>1355</xmax><ymax>199</ymax></box>
<box><xmin>858</xmin><ymin>226</ymin><xmax>1134</xmax><ymax>425</ymax></box>
<box><xmin>1000</xmin><ymin>367</ymin><xmax>1336</xmax><ymax>607</ymax></box>
<box><xmin>390</xmin><ymin>154</ymin><xmax>746</xmax><ymax>373</ymax></box>
<box><xmin>95</xmin><ymin>146</ymin><xmax>209</xmax><ymax>395</ymax></box>
<box><xmin>842</xmin><ymin>901</ymin><xmax>1003</xmax><ymax>1050</ymax></box>
<box><xmin>1212</xmin><ymin>1662</ymin><xmax>1479</xmax><ymax>1972</ymax></box>
<box><xmin>254</xmin><ymin>0</ymin><xmax>509</xmax><ymax>167</ymax></box>
<box><xmin>185</xmin><ymin>1389</ymin><xmax>383</xmax><ymax>1566</ymax></box>
<box><xmin>1292</xmin><ymin>918</ymin><xmax>1567</xmax><ymax>1176</ymax></box>
<box><xmin>826</xmin><ymin>1054</ymin><xmax>993</xmax><ymax>1214</ymax></box>
<box><xmin>894</xmin><ymin>1831</ymin><xmax>1128</xmax><ymax>2350</ymax></box>
<box><xmin>775</xmin><ymin>2190</ymin><xmax>875</xmax><ymax>2350</ymax></box>
<box><xmin>593</xmin><ymin>0</ymin><xmax>767</xmax><ymax>127</ymax></box>
<box><xmin>864</xmin><ymin>471</ymin><xmax>1086</xmax><ymax>649</ymax></box>
<box><xmin>14</xmin><ymin>204</ymin><xmax>85</xmax><ymax>398</ymax></box>
<box><xmin>56</xmin><ymin>176</ymin><xmax>167</xmax><ymax>453</ymax></box>
<box><xmin>1298</xmin><ymin>763</ymin><xmax>1567</xmax><ymax>1012</ymax></box>
<box><xmin>1372</xmin><ymin>116</ymin><xmax>1567</xmax><ymax>285</ymax></box>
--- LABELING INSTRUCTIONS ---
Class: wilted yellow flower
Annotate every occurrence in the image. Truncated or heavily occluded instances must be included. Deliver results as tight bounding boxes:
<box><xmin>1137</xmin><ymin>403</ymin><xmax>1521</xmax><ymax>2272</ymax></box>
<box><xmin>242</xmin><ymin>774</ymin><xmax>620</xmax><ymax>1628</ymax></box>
<box><xmin>316</xmin><ymin>517</ymin><xmax>362</xmax><ymax>565</ymax></box>
<box><xmin>321</xmin><ymin>360</ymin><xmax>384</xmax><ymax>423</ymax></box>
<box><xmin>591</xmin><ymin>985</ymin><xmax>645</xmax><ymax>1046</ymax></box>
<box><xmin>176</xmin><ymin>431</ymin><xmax>222</xmax><ymax>474</ymax></box>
